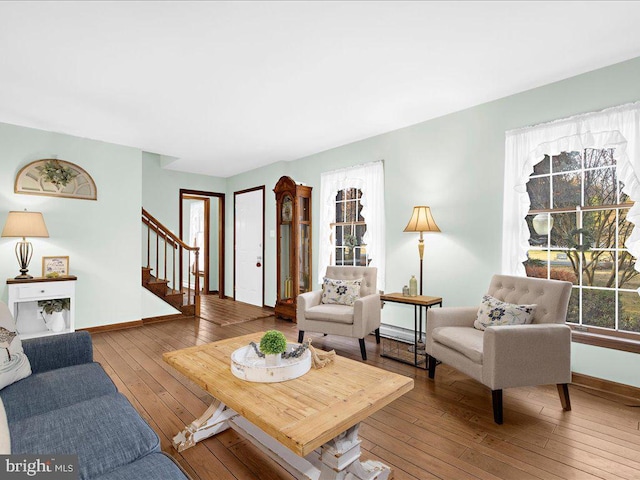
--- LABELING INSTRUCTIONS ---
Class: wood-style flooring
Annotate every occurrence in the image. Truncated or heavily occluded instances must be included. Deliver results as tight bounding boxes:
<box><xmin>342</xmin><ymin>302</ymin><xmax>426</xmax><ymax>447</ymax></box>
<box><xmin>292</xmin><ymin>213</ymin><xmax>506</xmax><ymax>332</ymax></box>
<box><xmin>92</xmin><ymin>304</ymin><xmax>640</xmax><ymax>480</ymax></box>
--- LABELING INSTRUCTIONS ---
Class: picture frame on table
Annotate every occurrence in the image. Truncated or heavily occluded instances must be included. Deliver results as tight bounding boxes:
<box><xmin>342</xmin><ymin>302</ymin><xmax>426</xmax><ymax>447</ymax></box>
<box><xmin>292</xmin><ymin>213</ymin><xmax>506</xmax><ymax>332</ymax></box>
<box><xmin>42</xmin><ymin>256</ymin><xmax>70</xmax><ymax>278</ymax></box>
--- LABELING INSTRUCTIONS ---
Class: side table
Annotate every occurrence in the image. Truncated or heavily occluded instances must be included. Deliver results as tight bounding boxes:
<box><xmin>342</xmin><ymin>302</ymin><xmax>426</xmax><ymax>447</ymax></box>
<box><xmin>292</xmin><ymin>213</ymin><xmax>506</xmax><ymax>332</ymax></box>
<box><xmin>6</xmin><ymin>276</ymin><xmax>77</xmax><ymax>339</ymax></box>
<box><xmin>380</xmin><ymin>293</ymin><xmax>442</xmax><ymax>369</ymax></box>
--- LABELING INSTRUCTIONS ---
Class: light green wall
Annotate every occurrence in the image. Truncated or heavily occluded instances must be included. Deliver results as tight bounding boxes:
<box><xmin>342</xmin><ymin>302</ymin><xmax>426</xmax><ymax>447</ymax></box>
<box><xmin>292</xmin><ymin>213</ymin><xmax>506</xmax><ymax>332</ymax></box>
<box><xmin>228</xmin><ymin>56</ymin><xmax>640</xmax><ymax>387</ymax></box>
<box><xmin>142</xmin><ymin>152</ymin><xmax>226</xmax><ymax>231</ymax></box>
<box><xmin>0</xmin><ymin>122</ymin><xmax>143</xmax><ymax>328</ymax></box>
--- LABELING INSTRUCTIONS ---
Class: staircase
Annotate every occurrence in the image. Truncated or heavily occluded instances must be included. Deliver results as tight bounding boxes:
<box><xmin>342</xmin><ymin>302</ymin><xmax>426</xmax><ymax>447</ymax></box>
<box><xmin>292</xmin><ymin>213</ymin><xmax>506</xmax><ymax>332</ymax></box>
<box><xmin>141</xmin><ymin>208</ymin><xmax>200</xmax><ymax>316</ymax></box>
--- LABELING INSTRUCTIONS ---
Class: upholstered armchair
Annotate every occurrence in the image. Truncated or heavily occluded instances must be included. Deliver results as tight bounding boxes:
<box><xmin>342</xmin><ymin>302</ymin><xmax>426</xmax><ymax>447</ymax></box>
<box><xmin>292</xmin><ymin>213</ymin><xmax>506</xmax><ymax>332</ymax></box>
<box><xmin>297</xmin><ymin>266</ymin><xmax>380</xmax><ymax>360</ymax></box>
<box><xmin>426</xmin><ymin>274</ymin><xmax>573</xmax><ymax>424</ymax></box>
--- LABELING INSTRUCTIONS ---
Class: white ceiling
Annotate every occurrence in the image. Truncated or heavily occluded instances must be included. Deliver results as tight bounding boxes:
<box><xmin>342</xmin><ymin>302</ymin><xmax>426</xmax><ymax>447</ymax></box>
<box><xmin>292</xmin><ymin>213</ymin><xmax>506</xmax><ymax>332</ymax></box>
<box><xmin>1</xmin><ymin>2</ymin><xmax>640</xmax><ymax>178</ymax></box>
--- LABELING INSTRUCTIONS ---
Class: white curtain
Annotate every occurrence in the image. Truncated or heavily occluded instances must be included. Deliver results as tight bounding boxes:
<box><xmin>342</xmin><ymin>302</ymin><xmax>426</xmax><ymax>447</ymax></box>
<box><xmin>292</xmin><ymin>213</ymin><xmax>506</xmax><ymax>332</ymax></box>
<box><xmin>189</xmin><ymin>202</ymin><xmax>205</xmax><ymax>271</ymax></box>
<box><xmin>503</xmin><ymin>102</ymin><xmax>640</xmax><ymax>276</ymax></box>
<box><xmin>318</xmin><ymin>160</ymin><xmax>386</xmax><ymax>290</ymax></box>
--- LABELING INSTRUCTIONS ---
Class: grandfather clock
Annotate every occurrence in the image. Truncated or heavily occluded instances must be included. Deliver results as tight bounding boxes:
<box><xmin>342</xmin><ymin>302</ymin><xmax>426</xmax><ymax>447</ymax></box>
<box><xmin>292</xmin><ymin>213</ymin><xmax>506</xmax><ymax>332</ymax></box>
<box><xmin>274</xmin><ymin>176</ymin><xmax>312</xmax><ymax>322</ymax></box>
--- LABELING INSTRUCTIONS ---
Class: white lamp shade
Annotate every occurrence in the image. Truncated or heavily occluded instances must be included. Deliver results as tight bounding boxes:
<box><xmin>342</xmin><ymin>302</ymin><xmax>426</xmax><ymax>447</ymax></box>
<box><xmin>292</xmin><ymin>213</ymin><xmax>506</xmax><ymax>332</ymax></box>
<box><xmin>404</xmin><ymin>206</ymin><xmax>441</xmax><ymax>233</ymax></box>
<box><xmin>2</xmin><ymin>211</ymin><xmax>49</xmax><ymax>238</ymax></box>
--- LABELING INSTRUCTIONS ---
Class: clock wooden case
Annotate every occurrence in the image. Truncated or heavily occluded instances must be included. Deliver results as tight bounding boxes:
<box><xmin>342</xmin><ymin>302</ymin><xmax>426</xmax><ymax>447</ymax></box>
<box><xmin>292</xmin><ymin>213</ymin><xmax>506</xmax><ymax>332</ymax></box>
<box><xmin>274</xmin><ymin>176</ymin><xmax>312</xmax><ymax>322</ymax></box>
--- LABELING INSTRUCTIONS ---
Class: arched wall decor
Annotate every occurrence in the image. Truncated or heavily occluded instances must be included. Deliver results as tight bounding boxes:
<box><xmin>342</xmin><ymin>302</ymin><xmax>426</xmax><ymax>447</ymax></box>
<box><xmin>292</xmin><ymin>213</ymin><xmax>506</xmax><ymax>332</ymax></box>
<box><xmin>15</xmin><ymin>159</ymin><xmax>97</xmax><ymax>200</ymax></box>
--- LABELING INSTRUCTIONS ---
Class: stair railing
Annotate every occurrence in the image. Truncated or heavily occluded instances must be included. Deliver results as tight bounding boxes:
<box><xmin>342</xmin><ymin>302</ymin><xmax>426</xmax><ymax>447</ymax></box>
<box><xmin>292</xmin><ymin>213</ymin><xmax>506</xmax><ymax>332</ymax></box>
<box><xmin>142</xmin><ymin>207</ymin><xmax>200</xmax><ymax>313</ymax></box>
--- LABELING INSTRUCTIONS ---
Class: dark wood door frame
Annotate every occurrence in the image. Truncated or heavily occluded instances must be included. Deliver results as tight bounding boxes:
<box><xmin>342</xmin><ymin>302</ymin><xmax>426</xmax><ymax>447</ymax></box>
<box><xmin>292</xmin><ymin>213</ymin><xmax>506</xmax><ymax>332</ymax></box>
<box><xmin>234</xmin><ymin>186</ymin><xmax>265</xmax><ymax>306</ymax></box>
<box><xmin>179</xmin><ymin>189</ymin><xmax>225</xmax><ymax>299</ymax></box>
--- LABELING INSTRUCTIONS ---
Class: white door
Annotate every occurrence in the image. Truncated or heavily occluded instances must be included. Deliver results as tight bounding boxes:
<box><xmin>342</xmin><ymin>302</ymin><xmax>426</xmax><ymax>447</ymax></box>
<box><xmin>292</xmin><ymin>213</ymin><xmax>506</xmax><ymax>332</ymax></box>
<box><xmin>235</xmin><ymin>188</ymin><xmax>264</xmax><ymax>306</ymax></box>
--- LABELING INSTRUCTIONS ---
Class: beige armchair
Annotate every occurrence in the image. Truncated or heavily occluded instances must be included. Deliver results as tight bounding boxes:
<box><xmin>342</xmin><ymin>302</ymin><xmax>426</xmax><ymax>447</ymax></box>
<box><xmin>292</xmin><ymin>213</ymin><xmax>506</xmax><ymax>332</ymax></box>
<box><xmin>297</xmin><ymin>266</ymin><xmax>380</xmax><ymax>360</ymax></box>
<box><xmin>426</xmin><ymin>274</ymin><xmax>572</xmax><ymax>424</ymax></box>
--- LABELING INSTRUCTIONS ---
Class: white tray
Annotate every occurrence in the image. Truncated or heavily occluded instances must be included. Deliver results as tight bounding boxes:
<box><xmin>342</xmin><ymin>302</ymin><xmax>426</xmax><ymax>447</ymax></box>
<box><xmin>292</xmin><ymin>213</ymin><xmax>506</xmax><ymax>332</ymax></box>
<box><xmin>230</xmin><ymin>343</ymin><xmax>311</xmax><ymax>383</ymax></box>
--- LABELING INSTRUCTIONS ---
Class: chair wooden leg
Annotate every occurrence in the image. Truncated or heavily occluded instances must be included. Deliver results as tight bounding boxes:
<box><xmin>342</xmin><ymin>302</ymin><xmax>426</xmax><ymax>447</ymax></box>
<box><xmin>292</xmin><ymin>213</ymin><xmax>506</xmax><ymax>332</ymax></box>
<box><xmin>374</xmin><ymin>328</ymin><xmax>380</xmax><ymax>344</ymax></box>
<box><xmin>492</xmin><ymin>389</ymin><xmax>503</xmax><ymax>424</ymax></box>
<box><xmin>297</xmin><ymin>331</ymin><xmax>304</xmax><ymax>343</ymax></box>
<box><xmin>427</xmin><ymin>354</ymin><xmax>437</xmax><ymax>379</ymax></box>
<box><xmin>358</xmin><ymin>338</ymin><xmax>367</xmax><ymax>360</ymax></box>
<box><xmin>557</xmin><ymin>383</ymin><xmax>571</xmax><ymax>411</ymax></box>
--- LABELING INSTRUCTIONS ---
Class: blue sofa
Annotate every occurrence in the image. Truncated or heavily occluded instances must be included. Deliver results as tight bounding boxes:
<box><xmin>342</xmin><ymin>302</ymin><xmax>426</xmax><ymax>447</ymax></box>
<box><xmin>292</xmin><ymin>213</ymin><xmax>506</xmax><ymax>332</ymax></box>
<box><xmin>0</xmin><ymin>332</ymin><xmax>189</xmax><ymax>480</ymax></box>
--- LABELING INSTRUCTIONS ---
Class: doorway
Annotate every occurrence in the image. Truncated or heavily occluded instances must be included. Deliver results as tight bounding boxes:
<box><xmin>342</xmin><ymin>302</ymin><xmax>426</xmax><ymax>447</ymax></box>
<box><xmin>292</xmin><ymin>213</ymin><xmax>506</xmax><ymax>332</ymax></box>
<box><xmin>234</xmin><ymin>187</ymin><xmax>265</xmax><ymax>306</ymax></box>
<box><xmin>179</xmin><ymin>189</ymin><xmax>225</xmax><ymax>298</ymax></box>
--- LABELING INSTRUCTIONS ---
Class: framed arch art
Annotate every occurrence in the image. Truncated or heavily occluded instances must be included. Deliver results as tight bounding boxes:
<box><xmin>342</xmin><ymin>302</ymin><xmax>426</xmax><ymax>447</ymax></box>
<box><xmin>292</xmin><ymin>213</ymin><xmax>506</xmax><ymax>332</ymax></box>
<box><xmin>15</xmin><ymin>159</ymin><xmax>97</xmax><ymax>200</ymax></box>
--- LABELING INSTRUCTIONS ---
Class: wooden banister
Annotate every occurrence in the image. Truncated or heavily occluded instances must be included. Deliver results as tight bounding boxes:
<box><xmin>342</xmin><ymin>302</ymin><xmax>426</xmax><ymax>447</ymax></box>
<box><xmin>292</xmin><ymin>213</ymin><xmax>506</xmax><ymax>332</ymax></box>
<box><xmin>141</xmin><ymin>207</ymin><xmax>200</xmax><ymax>315</ymax></box>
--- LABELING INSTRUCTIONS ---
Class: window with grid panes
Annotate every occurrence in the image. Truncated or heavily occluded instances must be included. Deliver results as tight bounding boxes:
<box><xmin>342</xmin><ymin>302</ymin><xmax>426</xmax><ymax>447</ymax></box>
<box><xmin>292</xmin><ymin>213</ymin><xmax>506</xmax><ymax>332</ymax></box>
<box><xmin>526</xmin><ymin>148</ymin><xmax>640</xmax><ymax>335</ymax></box>
<box><xmin>332</xmin><ymin>188</ymin><xmax>370</xmax><ymax>266</ymax></box>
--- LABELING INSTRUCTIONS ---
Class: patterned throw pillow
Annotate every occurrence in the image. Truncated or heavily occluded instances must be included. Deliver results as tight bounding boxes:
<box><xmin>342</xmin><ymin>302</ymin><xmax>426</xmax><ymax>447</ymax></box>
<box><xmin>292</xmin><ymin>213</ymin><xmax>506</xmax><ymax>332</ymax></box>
<box><xmin>0</xmin><ymin>302</ymin><xmax>31</xmax><ymax>390</ymax></box>
<box><xmin>474</xmin><ymin>295</ymin><xmax>536</xmax><ymax>331</ymax></box>
<box><xmin>321</xmin><ymin>277</ymin><xmax>362</xmax><ymax>306</ymax></box>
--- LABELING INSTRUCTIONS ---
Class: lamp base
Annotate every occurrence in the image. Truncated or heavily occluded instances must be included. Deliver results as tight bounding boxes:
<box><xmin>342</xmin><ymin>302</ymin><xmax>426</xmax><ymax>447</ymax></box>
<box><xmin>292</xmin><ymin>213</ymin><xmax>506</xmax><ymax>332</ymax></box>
<box><xmin>14</xmin><ymin>240</ymin><xmax>34</xmax><ymax>280</ymax></box>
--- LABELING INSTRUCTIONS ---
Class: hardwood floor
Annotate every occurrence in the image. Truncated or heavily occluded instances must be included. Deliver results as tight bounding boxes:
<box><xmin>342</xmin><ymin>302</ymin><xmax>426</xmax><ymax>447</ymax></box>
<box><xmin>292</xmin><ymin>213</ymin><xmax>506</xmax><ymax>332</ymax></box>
<box><xmin>198</xmin><ymin>294</ymin><xmax>272</xmax><ymax>326</ymax></box>
<box><xmin>92</xmin><ymin>309</ymin><xmax>640</xmax><ymax>480</ymax></box>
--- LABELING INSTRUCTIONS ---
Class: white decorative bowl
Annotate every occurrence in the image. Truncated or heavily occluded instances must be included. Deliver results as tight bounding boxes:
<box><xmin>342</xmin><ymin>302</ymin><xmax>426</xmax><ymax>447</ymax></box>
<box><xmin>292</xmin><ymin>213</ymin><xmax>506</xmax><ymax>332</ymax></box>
<box><xmin>230</xmin><ymin>342</ymin><xmax>311</xmax><ymax>383</ymax></box>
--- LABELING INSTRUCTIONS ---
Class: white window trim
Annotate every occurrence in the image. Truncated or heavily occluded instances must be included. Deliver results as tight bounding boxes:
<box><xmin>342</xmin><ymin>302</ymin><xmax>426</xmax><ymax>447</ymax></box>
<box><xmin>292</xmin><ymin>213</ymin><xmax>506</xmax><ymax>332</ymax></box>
<box><xmin>503</xmin><ymin>102</ymin><xmax>640</xmax><ymax>279</ymax></box>
<box><xmin>318</xmin><ymin>160</ymin><xmax>385</xmax><ymax>290</ymax></box>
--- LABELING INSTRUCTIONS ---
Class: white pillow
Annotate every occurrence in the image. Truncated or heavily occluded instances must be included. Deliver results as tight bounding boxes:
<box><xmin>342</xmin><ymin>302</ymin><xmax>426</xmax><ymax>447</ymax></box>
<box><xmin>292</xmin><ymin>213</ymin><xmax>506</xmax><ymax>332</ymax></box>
<box><xmin>474</xmin><ymin>295</ymin><xmax>536</xmax><ymax>331</ymax></box>
<box><xmin>321</xmin><ymin>277</ymin><xmax>362</xmax><ymax>306</ymax></box>
<box><xmin>0</xmin><ymin>302</ymin><xmax>31</xmax><ymax>390</ymax></box>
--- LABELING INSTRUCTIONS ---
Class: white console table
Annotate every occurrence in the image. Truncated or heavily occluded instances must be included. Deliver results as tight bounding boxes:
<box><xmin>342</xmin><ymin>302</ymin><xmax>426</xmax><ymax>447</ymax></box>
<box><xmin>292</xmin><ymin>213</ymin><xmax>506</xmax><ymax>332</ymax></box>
<box><xmin>6</xmin><ymin>276</ymin><xmax>77</xmax><ymax>339</ymax></box>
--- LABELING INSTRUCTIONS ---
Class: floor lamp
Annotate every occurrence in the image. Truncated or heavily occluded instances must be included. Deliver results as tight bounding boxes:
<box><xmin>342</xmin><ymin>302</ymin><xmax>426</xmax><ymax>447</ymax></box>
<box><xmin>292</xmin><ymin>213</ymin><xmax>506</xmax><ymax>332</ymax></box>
<box><xmin>403</xmin><ymin>206</ymin><xmax>441</xmax><ymax>296</ymax></box>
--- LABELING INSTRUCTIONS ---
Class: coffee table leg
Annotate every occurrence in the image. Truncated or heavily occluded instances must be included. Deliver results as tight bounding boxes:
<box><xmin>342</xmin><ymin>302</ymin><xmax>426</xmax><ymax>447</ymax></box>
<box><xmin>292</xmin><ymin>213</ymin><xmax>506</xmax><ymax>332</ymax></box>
<box><xmin>172</xmin><ymin>398</ymin><xmax>238</xmax><ymax>452</ymax></box>
<box><xmin>317</xmin><ymin>424</ymin><xmax>391</xmax><ymax>480</ymax></box>
<box><xmin>173</xmin><ymin>405</ymin><xmax>391</xmax><ymax>479</ymax></box>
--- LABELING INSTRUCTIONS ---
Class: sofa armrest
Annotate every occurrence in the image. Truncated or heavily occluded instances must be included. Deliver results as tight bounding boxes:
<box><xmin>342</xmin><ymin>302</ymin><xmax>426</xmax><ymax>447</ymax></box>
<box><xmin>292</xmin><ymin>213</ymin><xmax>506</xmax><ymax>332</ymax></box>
<box><xmin>297</xmin><ymin>290</ymin><xmax>323</xmax><ymax>327</ymax></box>
<box><xmin>426</xmin><ymin>306</ymin><xmax>477</xmax><ymax>353</ymax></box>
<box><xmin>353</xmin><ymin>293</ymin><xmax>381</xmax><ymax>337</ymax></box>
<box><xmin>22</xmin><ymin>331</ymin><xmax>93</xmax><ymax>374</ymax></box>
<box><xmin>482</xmin><ymin>324</ymin><xmax>571</xmax><ymax>389</ymax></box>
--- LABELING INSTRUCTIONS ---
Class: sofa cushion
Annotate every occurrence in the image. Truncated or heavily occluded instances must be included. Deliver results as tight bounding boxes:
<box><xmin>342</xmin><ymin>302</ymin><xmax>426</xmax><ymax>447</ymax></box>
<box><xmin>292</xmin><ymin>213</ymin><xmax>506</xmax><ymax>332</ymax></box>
<box><xmin>305</xmin><ymin>304</ymin><xmax>354</xmax><ymax>324</ymax></box>
<box><xmin>474</xmin><ymin>295</ymin><xmax>536</xmax><ymax>331</ymax></box>
<box><xmin>0</xmin><ymin>362</ymin><xmax>116</xmax><ymax>423</ymax></box>
<box><xmin>93</xmin><ymin>453</ymin><xmax>187</xmax><ymax>480</ymax></box>
<box><xmin>0</xmin><ymin>301</ymin><xmax>31</xmax><ymax>390</ymax></box>
<box><xmin>321</xmin><ymin>277</ymin><xmax>362</xmax><ymax>306</ymax></box>
<box><xmin>432</xmin><ymin>326</ymin><xmax>484</xmax><ymax>364</ymax></box>
<box><xmin>0</xmin><ymin>398</ymin><xmax>9</xmax><ymax>454</ymax></box>
<box><xmin>10</xmin><ymin>392</ymin><xmax>160</xmax><ymax>480</ymax></box>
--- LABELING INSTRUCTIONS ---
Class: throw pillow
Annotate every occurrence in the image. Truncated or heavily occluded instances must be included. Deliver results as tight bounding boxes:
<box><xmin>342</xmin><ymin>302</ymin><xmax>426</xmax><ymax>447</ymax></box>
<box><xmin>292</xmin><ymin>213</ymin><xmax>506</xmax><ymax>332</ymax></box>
<box><xmin>0</xmin><ymin>302</ymin><xmax>31</xmax><ymax>390</ymax></box>
<box><xmin>321</xmin><ymin>277</ymin><xmax>362</xmax><ymax>306</ymax></box>
<box><xmin>474</xmin><ymin>295</ymin><xmax>536</xmax><ymax>331</ymax></box>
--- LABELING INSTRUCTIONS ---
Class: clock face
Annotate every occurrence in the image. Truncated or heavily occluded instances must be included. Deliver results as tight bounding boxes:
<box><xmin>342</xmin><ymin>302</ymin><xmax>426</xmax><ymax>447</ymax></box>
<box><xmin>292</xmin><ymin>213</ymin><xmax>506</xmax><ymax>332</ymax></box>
<box><xmin>282</xmin><ymin>198</ymin><xmax>293</xmax><ymax>222</ymax></box>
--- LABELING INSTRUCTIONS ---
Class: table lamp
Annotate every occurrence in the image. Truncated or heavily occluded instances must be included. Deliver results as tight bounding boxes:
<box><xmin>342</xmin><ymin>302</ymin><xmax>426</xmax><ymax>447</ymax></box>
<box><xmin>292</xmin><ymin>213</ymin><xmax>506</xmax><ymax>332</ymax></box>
<box><xmin>2</xmin><ymin>210</ymin><xmax>50</xmax><ymax>279</ymax></box>
<box><xmin>403</xmin><ymin>206</ymin><xmax>441</xmax><ymax>295</ymax></box>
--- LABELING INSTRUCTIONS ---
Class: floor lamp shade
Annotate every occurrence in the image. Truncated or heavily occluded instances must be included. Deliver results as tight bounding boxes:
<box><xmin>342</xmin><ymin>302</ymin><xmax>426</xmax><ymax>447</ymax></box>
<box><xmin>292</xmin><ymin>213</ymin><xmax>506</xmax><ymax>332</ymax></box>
<box><xmin>403</xmin><ymin>206</ymin><xmax>441</xmax><ymax>234</ymax></box>
<box><xmin>2</xmin><ymin>211</ymin><xmax>50</xmax><ymax>279</ymax></box>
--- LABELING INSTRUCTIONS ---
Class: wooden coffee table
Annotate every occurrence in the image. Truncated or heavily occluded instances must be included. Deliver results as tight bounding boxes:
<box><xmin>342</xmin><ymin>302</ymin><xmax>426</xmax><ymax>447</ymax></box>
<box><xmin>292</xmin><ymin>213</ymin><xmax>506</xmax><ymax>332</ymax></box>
<box><xmin>163</xmin><ymin>332</ymin><xmax>414</xmax><ymax>480</ymax></box>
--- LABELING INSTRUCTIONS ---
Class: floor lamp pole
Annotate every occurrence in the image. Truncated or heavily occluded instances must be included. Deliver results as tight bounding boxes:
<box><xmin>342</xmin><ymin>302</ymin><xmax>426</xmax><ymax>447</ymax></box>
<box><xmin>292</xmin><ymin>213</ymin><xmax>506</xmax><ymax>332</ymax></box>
<box><xmin>417</xmin><ymin>232</ymin><xmax>425</xmax><ymax>352</ymax></box>
<box><xmin>418</xmin><ymin>231</ymin><xmax>424</xmax><ymax>295</ymax></box>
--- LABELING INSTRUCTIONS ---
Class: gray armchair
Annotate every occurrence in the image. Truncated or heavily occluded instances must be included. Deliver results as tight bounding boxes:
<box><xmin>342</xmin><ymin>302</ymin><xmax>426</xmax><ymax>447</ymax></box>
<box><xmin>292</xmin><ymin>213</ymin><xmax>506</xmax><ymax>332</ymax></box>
<box><xmin>426</xmin><ymin>274</ymin><xmax>573</xmax><ymax>424</ymax></box>
<box><xmin>297</xmin><ymin>266</ymin><xmax>381</xmax><ymax>360</ymax></box>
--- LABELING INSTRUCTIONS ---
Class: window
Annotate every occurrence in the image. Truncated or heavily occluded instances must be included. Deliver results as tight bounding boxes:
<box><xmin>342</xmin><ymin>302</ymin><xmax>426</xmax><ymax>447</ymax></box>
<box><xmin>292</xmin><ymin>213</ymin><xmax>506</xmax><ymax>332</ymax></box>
<box><xmin>526</xmin><ymin>149</ymin><xmax>639</xmax><ymax>335</ymax></box>
<box><xmin>318</xmin><ymin>160</ymin><xmax>385</xmax><ymax>290</ymax></box>
<box><xmin>333</xmin><ymin>188</ymin><xmax>369</xmax><ymax>266</ymax></box>
<box><xmin>502</xmin><ymin>102</ymin><xmax>640</xmax><ymax>349</ymax></box>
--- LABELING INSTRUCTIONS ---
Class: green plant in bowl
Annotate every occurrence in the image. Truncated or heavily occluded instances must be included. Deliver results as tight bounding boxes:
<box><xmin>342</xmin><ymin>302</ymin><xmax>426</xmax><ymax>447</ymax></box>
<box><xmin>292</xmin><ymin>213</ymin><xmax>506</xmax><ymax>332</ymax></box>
<box><xmin>38</xmin><ymin>298</ymin><xmax>70</xmax><ymax>314</ymax></box>
<box><xmin>259</xmin><ymin>330</ymin><xmax>288</xmax><ymax>355</ymax></box>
